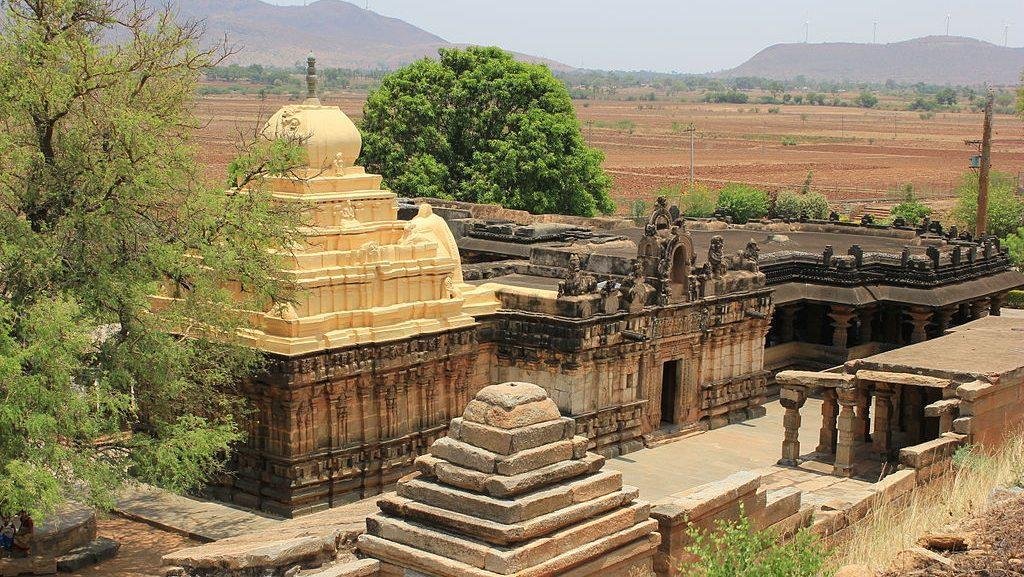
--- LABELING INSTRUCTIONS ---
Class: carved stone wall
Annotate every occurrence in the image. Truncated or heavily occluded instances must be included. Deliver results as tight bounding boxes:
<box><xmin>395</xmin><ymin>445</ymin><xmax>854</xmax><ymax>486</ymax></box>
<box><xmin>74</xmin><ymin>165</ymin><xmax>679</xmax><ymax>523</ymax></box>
<box><xmin>213</xmin><ymin>328</ymin><xmax>495</xmax><ymax>518</ymax></box>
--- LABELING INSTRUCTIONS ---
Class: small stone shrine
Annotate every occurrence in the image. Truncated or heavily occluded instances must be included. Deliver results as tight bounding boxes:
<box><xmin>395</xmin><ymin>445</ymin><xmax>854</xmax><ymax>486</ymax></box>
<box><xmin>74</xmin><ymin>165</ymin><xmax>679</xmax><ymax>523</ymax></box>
<box><xmin>358</xmin><ymin>382</ymin><xmax>661</xmax><ymax>577</ymax></box>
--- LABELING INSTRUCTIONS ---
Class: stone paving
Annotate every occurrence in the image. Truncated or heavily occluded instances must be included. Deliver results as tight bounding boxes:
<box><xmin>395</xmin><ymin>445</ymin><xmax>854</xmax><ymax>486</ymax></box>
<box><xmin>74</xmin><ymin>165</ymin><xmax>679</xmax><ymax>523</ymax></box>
<box><xmin>606</xmin><ymin>398</ymin><xmax>823</xmax><ymax>501</ymax></box>
<box><xmin>115</xmin><ymin>484</ymin><xmax>280</xmax><ymax>542</ymax></box>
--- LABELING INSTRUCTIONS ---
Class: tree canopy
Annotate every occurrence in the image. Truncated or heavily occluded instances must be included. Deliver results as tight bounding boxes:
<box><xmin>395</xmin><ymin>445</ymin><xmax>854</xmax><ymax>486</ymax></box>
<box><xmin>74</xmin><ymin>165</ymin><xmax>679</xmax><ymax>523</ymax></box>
<box><xmin>952</xmin><ymin>171</ymin><xmax>1024</xmax><ymax>239</ymax></box>
<box><xmin>359</xmin><ymin>46</ymin><xmax>614</xmax><ymax>217</ymax></box>
<box><xmin>0</xmin><ymin>0</ymin><xmax>303</xmax><ymax>517</ymax></box>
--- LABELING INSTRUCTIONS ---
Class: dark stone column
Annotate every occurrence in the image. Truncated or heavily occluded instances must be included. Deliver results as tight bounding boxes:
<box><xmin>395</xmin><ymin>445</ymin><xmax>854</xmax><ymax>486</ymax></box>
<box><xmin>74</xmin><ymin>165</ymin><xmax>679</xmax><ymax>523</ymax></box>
<box><xmin>906</xmin><ymin>306</ymin><xmax>933</xmax><ymax>344</ymax></box>
<box><xmin>857</xmin><ymin>306</ymin><xmax>876</xmax><ymax>344</ymax></box>
<box><xmin>990</xmin><ymin>294</ymin><xmax>1004</xmax><ymax>317</ymax></box>
<box><xmin>827</xmin><ymin>305</ymin><xmax>856</xmax><ymax>349</ymax></box>
<box><xmin>777</xmin><ymin>304</ymin><xmax>797</xmax><ymax>343</ymax></box>
<box><xmin>970</xmin><ymin>299</ymin><xmax>990</xmax><ymax>320</ymax></box>
<box><xmin>935</xmin><ymin>305</ymin><xmax>957</xmax><ymax>333</ymax></box>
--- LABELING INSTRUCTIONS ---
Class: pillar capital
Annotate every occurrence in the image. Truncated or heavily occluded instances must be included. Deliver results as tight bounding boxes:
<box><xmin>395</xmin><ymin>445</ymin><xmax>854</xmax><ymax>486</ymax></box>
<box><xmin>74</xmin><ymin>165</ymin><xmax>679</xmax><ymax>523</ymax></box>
<box><xmin>828</xmin><ymin>305</ymin><xmax>857</xmax><ymax>349</ymax></box>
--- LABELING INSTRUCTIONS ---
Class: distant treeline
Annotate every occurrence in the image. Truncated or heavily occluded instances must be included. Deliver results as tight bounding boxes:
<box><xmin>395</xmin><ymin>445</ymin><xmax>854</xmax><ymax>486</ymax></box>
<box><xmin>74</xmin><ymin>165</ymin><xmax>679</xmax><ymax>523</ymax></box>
<box><xmin>201</xmin><ymin>63</ymin><xmax>388</xmax><ymax>95</ymax></box>
<box><xmin>200</xmin><ymin>63</ymin><xmax>1018</xmax><ymax>113</ymax></box>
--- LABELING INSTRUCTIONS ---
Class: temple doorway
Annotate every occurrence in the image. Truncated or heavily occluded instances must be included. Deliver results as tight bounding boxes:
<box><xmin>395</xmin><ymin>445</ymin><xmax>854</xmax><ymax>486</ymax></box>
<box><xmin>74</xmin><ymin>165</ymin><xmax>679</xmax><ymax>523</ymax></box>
<box><xmin>661</xmin><ymin>360</ymin><xmax>679</xmax><ymax>424</ymax></box>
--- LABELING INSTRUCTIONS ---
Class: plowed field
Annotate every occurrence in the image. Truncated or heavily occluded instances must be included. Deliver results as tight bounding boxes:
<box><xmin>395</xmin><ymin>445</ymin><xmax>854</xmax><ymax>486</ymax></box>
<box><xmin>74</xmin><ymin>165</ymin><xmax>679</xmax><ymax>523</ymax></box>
<box><xmin>195</xmin><ymin>94</ymin><xmax>1024</xmax><ymax>213</ymax></box>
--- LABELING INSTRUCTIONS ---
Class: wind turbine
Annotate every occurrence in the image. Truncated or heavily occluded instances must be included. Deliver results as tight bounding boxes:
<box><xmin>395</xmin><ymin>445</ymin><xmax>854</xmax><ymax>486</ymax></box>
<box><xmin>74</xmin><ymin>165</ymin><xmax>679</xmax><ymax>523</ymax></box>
<box><xmin>873</xmin><ymin>19</ymin><xmax>878</xmax><ymax>43</ymax></box>
<box><xmin>804</xmin><ymin>19</ymin><xmax>810</xmax><ymax>43</ymax></box>
<box><xmin>1004</xmin><ymin>22</ymin><xmax>1010</xmax><ymax>47</ymax></box>
<box><xmin>945</xmin><ymin>13</ymin><xmax>951</xmax><ymax>36</ymax></box>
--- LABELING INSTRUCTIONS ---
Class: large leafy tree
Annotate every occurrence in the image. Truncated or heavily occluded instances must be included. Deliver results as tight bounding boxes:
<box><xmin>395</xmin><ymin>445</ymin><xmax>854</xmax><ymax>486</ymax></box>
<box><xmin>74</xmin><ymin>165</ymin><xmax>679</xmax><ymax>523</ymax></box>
<box><xmin>952</xmin><ymin>171</ymin><xmax>1024</xmax><ymax>239</ymax></box>
<box><xmin>0</xmin><ymin>0</ymin><xmax>304</xmax><ymax>517</ymax></box>
<box><xmin>360</xmin><ymin>46</ymin><xmax>614</xmax><ymax>217</ymax></box>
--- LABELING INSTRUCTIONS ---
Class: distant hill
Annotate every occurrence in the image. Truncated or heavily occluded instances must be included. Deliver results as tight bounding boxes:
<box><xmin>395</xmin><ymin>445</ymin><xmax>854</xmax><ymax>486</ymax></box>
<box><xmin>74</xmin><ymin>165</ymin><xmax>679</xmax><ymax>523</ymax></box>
<box><xmin>166</xmin><ymin>0</ymin><xmax>570</xmax><ymax>71</ymax></box>
<box><xmin>718</xmin><ymin>36</ymin><xmax>1024</xmax><ymax>85</ymax></box>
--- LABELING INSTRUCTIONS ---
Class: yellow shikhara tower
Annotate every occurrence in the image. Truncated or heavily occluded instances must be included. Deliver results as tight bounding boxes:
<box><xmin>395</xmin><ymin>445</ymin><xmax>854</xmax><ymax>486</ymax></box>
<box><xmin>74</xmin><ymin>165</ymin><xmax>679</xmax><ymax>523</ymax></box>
<box><xmin>238</xmin><ymin>55</ymin><xmax>499</xmax><ymax>356</ymax></box>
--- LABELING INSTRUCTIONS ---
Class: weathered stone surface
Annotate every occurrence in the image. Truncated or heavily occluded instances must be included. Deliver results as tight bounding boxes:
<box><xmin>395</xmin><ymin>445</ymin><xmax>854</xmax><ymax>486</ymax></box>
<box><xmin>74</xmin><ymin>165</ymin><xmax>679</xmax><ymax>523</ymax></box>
<box><xmin>483</xmin><ymin>455</ymin><xmax>596</xmax><ymax>498</ymax></box>
<box><xmin>462</xmin><ymin>399</ymin><xmax>562</xmax><ymax>430</ymax></box>
<box><xmin>494</xmin><ymin>439</ymin><xmax>577</xmax><ymax>476</ymax></box>
<box><xmin>449</xmin><ymin>417</ymin><xmax>574</xmax><ymax>456</ymax></box>
<box><xmin>472</xmin><ymin>382</ymin><xmax>550</xmax><ymax>410</ymax></box>
<box><xmin>303</xmin><ymin>558</ymin><xmax>380</xmax><ymax>577</ymax></box>
<box><xmin>55</xmin><ymin>537</ymin><xmax>120</xmax><ymax>572</ymax></box>
<box><xmin>777</xmin><ymin>371</ymin><xmax>856</xmax><ymax>389</ymax></box>
<box><xmin>162</xmin><ymin>535</ymin><xmax>333</xmax><ymax>570</ymax></box>
<box><xmin>917</xmin><ymin>533</ymin><xmax>969</xmax><ymax>552</ymax></box>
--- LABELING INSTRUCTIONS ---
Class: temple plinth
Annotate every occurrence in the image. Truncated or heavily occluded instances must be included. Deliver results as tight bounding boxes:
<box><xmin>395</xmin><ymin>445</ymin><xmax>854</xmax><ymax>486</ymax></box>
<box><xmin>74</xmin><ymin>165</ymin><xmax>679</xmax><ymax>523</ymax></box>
<box><xmin>359</xmin><ymin>382</ymin><xmax>661</xmax><ymax>577</ymax></box>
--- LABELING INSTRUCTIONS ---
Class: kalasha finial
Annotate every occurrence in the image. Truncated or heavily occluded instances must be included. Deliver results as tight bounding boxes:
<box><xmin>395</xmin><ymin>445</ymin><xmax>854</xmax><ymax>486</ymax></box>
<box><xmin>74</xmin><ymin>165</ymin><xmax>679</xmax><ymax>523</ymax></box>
<box><xmin>306</xmin><ymin>52</ymin><xmax>318</xmax><ymax>102</ymax></box>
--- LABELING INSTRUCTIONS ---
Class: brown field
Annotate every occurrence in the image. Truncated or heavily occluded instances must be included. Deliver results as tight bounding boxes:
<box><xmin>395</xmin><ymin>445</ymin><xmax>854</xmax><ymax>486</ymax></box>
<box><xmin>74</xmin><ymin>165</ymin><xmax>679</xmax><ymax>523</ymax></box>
<box><xmin>196</xmin><ymin>93</ymin><xmax>1024</xmax><ymax>214</ymax></box>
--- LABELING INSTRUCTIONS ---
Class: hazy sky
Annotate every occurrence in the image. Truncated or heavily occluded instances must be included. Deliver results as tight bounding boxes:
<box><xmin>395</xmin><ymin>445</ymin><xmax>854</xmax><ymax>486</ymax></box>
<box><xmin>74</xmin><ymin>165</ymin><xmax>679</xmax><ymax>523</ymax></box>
<box><xmin>264</xmin><ymin>0</ymin><xmax>1021</xmax><ymax>72</ymax></box>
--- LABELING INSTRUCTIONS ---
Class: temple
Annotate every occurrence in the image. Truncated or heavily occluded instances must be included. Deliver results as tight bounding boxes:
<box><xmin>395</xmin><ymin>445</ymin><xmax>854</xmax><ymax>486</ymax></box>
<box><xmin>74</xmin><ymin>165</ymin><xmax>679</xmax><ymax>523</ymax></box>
<box><xmin>205</xmin><ymin>56</ymin><xmax>1024</xmax><ymax>518</ymax></box>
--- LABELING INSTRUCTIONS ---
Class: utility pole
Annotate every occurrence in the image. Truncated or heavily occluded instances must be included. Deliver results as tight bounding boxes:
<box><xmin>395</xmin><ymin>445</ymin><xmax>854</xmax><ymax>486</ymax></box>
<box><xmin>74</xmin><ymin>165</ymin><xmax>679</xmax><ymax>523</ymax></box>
<box><xmin>686</xmin><ymin>123</ymin><xmax>696</xmax><ymax>187</ymax></box>
<box><xmin>976</xmin><ymin>90</ymin><xmax>995</xmax><ymax>237</ymax></box>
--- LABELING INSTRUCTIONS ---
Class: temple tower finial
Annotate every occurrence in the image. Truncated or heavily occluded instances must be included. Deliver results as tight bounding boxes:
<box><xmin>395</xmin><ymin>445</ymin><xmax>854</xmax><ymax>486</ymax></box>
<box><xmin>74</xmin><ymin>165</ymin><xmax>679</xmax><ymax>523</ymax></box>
<box><xmin>305</xmin><ymin>52</ymin><xmax>318</xmax><ymax>103</ymax></box>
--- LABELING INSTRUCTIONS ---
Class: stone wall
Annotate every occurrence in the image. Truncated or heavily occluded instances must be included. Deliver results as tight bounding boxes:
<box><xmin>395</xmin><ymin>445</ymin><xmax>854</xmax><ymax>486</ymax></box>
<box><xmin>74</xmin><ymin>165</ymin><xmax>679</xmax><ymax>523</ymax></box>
<box><xmin>649</xmin><ymin>472</ymin><xmax>809</xmax><ymax>577</ymax></box>
<box><xmin>215</xmin><ymin>328</ymin><xmax>496</xmax><ymax>517</ymax></box>
<box><xmin>954</xmin><ymin>376</ymin><xmax>1024</xmax><ymax>448</ymax></box>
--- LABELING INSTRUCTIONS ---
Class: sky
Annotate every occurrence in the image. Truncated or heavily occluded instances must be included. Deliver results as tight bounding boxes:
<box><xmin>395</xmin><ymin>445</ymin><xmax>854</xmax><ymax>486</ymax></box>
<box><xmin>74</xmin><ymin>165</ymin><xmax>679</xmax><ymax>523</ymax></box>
<box><xmin>264</xmin><ymin>0</ymin><xmax>1021</xmax><ymax>72</ymax></box>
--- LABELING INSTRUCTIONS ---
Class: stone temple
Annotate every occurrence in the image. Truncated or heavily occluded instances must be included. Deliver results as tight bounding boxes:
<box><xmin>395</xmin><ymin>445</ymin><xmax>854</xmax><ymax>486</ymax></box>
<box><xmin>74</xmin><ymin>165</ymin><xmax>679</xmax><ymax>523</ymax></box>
<box><xmin>204</xmin><ymin>58</ymin><xmax>1024</xmax><ymax>518</ymax></box>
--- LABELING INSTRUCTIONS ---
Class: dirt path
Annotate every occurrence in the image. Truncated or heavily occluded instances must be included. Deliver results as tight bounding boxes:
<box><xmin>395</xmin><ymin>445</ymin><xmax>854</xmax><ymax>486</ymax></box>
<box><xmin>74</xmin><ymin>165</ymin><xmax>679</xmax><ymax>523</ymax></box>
<box><xmin>67</xmin><ymin>517</ymin><xmax>199</xmax><ymax>577</ymax></box>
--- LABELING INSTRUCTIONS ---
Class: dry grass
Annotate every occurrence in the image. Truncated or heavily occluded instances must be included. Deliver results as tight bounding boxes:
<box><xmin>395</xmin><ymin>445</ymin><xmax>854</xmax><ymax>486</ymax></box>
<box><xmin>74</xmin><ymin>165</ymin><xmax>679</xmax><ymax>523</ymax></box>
<box><xmin>832</xmin><ymin>434</ymin><xmax>1024</xmax><ymax>571</ymax></box>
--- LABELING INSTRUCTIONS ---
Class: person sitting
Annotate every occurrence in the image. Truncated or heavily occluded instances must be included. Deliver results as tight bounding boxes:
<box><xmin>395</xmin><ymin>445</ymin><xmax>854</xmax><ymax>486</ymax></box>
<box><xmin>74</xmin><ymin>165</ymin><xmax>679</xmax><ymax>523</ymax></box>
<box><xmin>12</xmin><ymin>511</ymin><xmax>33</xmax><ymax>557</ymax></box>
<box><xmin>0</xmin><ymin>515</ymin><xmax>14</xmax><ymax>556</ymax></box>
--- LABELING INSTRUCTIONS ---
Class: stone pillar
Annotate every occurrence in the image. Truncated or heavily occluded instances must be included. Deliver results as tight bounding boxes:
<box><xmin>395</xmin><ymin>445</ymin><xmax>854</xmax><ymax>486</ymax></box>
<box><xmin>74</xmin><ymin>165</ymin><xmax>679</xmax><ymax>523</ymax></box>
<box><xmin>882</xmin><ymin>306</ymin><xmax>902</xmax><ymax>345</ymax></box>
<box><xmin>853</xmin><ymin>387</ymin><xmax>871</xmax><ymax>443</ymax></box>
<box><xmin>990</xmin><ymin>294</ymin><xmax>1004</xmax><ymax>317</ymax></box>
<box><xmin>834</xmin><ymin>388</ymin><xmax>859</xmax><ymax>477</ymax></box>
<box><xmin>779</xmin><ymin>386</ymin><xmax>807</xmax><ymax>466</ymax></box>
<box><xmin>906</xmin><ymin>306</ymin><xmax>933</xmax><ymax>344</ymax></box>
<box><xmin>857</xmin><ymin>306</ymin><xmax>875</xmax><ymax>344</ymax></box>
<box><xmin>970</xmin><ymin>299</ymin><xmax>990</xmax><ymax>320</ymax></box>
<box><xmin>939</xmin><ymin>412</ymin><xmax>954</xmax><ymax>435</ymax></box>
<box><xmin>805</xmin><ymin>304</ymin><xmax>823</xmax><ymax>344</ymax></box>
<box><xmin>872</xmin><ymin>384</ymin><xmax>893</xmax><ymax>458</ymax></box>
<box><xmin>827</xmin><ymin>305</ymin><xmax>856</xmax><ymax>349</ymax></box>
<box><xmin>777</xmin><ymin>305</ymin><xmax>797</xmax><ymax>343</ymax></box>
<box><xmin>935</xmin><ymin>305</ymin><xmax>957</xmax><ymax>333</ymax></box>
<box><xmin>902</xmin><ymin>387</ymin><xmax>923</xmax><ymax>445</ymax></box>
<box><xmin>816</xmin><ymin>388</ymin><xmax>838</xmax><ymax>455</ymax></box>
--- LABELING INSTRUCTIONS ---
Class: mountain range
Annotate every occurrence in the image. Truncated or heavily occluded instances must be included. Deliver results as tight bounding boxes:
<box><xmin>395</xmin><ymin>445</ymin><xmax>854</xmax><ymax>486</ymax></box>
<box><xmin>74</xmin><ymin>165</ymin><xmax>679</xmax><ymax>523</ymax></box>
<box><xmin>719</xmin><ymin>36</ymin><xmax>1024</xmax><ymax>85</ymax></box>
<box><xmin>170</xmin><ymin>0</ymin><xmax>569</xmax><ymax>70</ymax></box>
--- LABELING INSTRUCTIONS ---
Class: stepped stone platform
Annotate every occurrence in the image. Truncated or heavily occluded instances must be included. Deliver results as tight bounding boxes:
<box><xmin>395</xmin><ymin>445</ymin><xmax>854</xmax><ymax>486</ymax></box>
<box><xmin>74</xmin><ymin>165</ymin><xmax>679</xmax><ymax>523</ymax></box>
<box><xmin>358</xmin><ymin>382</ymin><xmax>661</xmax><ymax>577</ymax></box>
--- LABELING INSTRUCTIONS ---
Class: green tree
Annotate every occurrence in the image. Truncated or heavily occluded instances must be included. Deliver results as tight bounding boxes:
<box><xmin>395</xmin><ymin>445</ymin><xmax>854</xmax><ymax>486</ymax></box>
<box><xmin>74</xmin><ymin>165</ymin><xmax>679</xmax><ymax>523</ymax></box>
<box><xmin>935</xmin><ymin>88</ymin><xmax>958</xmax><ymax>106</ymax></box>
<box><xmin>0</xmin><ymin>0</ymin><xmax>304</xmax><ymax>517</ymax></box>
<box><xmin>680</xmin><ymin>184</ymin><xmax>717</xmax><ymax>218</ymax></box>
<box><xmin>1018</xmin><ymin>70</ymin><xmax>1024</xmax><ymax>118</ymax></box>
<box><xmin>715</xmin><ymin>184</ymin><xmax>769</xmax><ymax>224</ymax></box>
<box><xmin>952</xmin><ymin>171</ymin><xmax>1024</xmax><ymax>239</ymax></box>
<box><xmin>855</xmin><ymin>91</ymin><xmax>879</xmax><ymax>108</ymax></box>
<box><xmin>360</xmin><ymin>46</ymin><xmax>613</xmax><ymax>216</ymax></box>
<box><xmin>680</xmin><ymin>511</ymin><xmax>828</xmax><ymax>577</ymax></box>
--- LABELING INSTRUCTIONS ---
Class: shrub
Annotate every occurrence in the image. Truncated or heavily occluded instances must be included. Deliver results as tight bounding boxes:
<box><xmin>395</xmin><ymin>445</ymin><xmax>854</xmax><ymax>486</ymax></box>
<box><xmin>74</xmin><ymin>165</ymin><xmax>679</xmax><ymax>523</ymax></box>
<box><xmin>681</xmin><ymin>184</ymin><xmax>717</xmax><ymax>218</ymax></box>
<box><xmin>767</xmin><ymin>106</ymin><xmax>780</xmax><ymax>114</ymax></box>
<box><xmin>1004</xmin><ymin>227</ymin><xmax>1024</xmax><ymax>271</ymax></box>
<box><xmin>629</xmin><ymin>198</ymin><xmax>649</xmax><ymax>226</ymax></box>
<box><xmin>680</xmin><ymin>510</ymin><xmax>828</xmax><ymax>577</ymax></box>
<box><xmin>1006</xmin><ymin>290</ymin><xmax>1024</xmax><ymax>309</ymax></box>
<box><xmin>781</xmin><ymin>136</ymin><xmax>798</xmax><ymax>146</ymax></box>
<box><xmin>716</xmin><ymin>184</ymin><xmax>769</xmax><ymax>223</ymax></box>
<box><xmin>951</xmin><ymin>171</ymin><xmax>1024</xmax><ymax>239</ymax></box>
<box><xmin>775</xmin><ymin>191</ymin><xmax>830</xmax><ymax>220</ymax></box>
<box><xmin>890</xmin><ymin>184</ymin><xmax>932</xmax><ymax>226</ymax></box>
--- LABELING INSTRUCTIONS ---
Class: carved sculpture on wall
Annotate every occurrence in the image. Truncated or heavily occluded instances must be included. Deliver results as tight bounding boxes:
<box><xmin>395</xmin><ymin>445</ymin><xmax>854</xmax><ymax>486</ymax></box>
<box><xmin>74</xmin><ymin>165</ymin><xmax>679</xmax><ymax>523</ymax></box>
<box><xmin>620</xmin><ymin>259</ymin><xmax>654</xmax><ymax>311</ymax></box>
<box><xmin>708</xmin><ymin>235</ymin><xmax>727</xmax><ymax>279</ymax></box>
<box><xmin>557</xmin><ymin>253</ymin><xmax>598</xmax><ymax>297</ymax></box>
<box><xmin>649</xmin><ymin>196</ymin><xmax>672</xmax><ymax>230</ymax></box>
<box><xmin>738</xmin><ymin>240</ymin><xmax>760</xmax><ymax>273</ymax></box>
